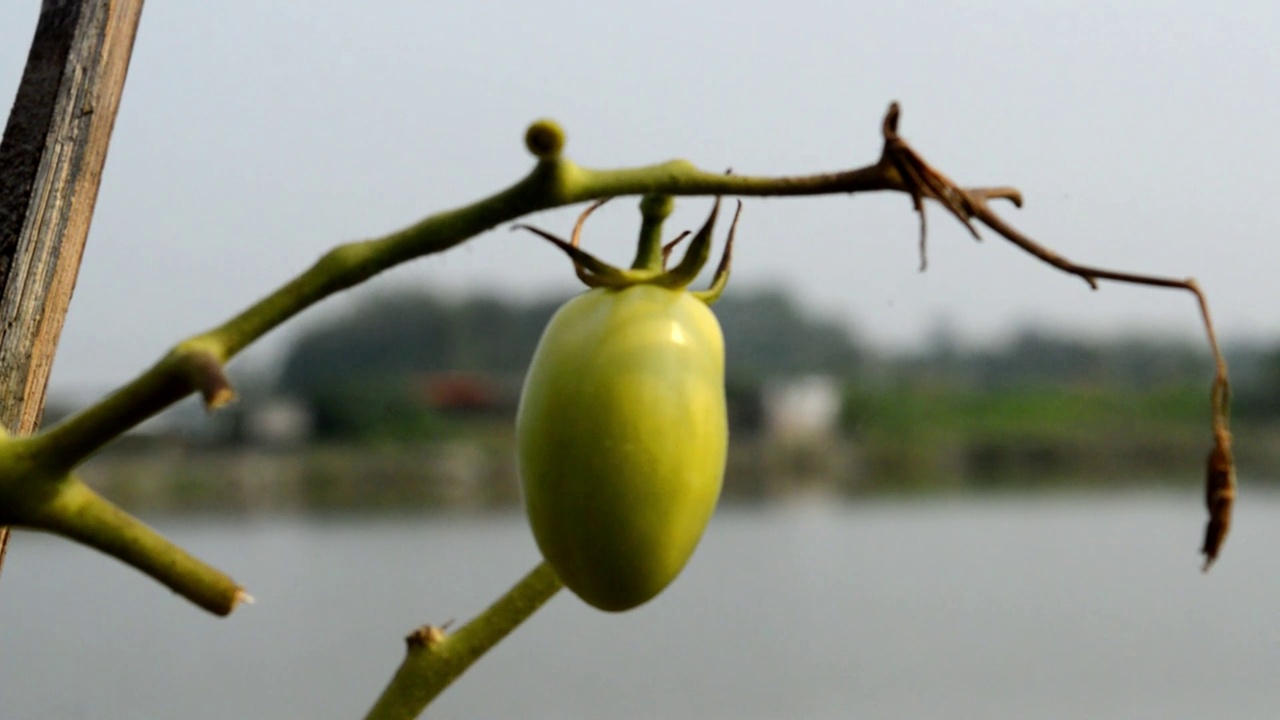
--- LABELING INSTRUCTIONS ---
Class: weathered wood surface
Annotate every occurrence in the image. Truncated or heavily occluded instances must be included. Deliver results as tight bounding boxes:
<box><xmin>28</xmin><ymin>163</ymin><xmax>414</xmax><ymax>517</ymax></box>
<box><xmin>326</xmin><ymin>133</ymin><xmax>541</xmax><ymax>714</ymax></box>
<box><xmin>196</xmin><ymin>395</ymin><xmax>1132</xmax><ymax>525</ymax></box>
<box><xmin>0</xmin><ymin>0</ymin><xmax>145</xmax><ymax>569</ymax></box>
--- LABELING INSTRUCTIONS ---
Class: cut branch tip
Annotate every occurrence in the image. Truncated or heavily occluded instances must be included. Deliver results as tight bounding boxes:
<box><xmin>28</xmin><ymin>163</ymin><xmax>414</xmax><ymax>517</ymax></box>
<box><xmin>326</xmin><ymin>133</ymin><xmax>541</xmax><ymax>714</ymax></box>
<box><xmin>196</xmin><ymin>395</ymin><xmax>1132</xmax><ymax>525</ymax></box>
<box><xmin>173</xmin><ymin>344</ymin><xmax>236</xmax><ymax>411</ymax></box>
<box><xmin>205</xmin><ymin>387</ymin><xmax>237</xmax><ymax>411</ymax></box>
<box><xmin>195</xmin><ymin>365</ymin><xmax>235</xmax><ymax>411</ymax></box>
<box><xmin>524</xmin><ymin>119</ymin><xmax>565</xmax><ymax>160</ymax></box>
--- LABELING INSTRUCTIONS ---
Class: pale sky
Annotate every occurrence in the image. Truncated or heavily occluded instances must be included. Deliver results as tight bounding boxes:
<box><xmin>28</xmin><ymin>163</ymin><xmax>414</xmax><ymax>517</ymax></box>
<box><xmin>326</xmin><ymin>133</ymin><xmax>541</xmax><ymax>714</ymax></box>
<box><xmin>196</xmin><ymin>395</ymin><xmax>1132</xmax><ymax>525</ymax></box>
<box><xmin>2</xmin><ymin>2</ymin><xmax>1278</xmax><ymax>393</ymax></box>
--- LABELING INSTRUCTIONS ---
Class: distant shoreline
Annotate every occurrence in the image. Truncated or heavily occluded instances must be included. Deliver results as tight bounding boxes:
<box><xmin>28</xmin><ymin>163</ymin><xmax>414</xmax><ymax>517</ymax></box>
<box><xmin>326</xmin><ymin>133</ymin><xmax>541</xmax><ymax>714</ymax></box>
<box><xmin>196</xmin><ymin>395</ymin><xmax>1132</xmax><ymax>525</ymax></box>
<box><xmin>76</xmin><ymin>428</ymin><xmax>1280</xmax><ymax>516</ymax></box>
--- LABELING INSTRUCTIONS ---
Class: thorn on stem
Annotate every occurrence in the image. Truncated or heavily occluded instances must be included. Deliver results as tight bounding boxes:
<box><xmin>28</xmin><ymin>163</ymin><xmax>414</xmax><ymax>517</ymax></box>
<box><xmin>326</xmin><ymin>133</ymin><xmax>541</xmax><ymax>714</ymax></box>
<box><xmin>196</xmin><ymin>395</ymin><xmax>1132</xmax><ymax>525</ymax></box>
<box><xmin>406</xmin><ymin>624</ymin><xmax>449</xmax><ymax>651</ymax></box>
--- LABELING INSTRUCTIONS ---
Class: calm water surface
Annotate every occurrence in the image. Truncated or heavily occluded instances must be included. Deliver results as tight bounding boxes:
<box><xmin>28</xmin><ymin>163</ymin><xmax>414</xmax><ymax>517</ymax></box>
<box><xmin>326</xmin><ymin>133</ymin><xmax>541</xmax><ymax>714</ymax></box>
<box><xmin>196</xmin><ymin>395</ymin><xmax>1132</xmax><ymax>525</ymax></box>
<box><xmin>2</xmin><ymin>491</ymin><xmax>1279</xmax><ymax>719</ymax></box>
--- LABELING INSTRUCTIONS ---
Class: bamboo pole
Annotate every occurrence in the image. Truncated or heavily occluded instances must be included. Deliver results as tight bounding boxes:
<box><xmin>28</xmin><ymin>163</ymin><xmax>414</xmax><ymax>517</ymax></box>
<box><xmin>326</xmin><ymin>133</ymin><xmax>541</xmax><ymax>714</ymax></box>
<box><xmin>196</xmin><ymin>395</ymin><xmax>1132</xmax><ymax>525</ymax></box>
<box><xmin>0</xmin><ymin>0</ymin><xmax>145</xmax><ymax>573</ymax></box>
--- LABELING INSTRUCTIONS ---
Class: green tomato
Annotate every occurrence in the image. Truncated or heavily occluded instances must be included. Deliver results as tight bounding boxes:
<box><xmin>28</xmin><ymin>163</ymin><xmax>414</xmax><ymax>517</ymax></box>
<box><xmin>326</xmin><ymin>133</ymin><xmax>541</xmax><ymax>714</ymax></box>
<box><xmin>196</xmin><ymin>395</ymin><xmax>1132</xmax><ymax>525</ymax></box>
<box><xmin>517</xmin><ymin>284</ymin><xmax>728</xmax><ymax>612</ymax></box>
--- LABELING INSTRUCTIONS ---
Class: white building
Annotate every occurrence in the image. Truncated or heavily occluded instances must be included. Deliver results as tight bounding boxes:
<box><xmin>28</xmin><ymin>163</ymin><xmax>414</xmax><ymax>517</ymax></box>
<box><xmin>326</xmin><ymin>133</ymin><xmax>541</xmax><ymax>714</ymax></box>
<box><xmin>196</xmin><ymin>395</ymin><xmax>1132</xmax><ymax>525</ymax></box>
<box><xmin>761</xmin><ymin>375</ymin><xmax>842</xmax><ymax>441</ymax></box>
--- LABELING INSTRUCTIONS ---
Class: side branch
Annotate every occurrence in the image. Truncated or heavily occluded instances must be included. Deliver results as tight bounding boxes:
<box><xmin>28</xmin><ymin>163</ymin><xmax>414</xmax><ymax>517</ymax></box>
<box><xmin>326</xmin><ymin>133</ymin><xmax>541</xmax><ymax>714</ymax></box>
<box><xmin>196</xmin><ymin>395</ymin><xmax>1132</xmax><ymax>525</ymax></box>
<box><xmin>975</xmin><ymin>196</ymin><xmax>1235</xmax><ymax>566</ymax></box>
<box><xmin>363</xmin><ymin>562</ymin><xmax>562</xmax><ymax>720</ymax></box>
<box><xmin>0</xmin><ymin>473</ymin><xmax>246</xmax><ymax>615</ymax></box>
<box><xmin>878</xmin><ymin>103</ymin><xmax>1235</xmax><ymax>567</ymax></box>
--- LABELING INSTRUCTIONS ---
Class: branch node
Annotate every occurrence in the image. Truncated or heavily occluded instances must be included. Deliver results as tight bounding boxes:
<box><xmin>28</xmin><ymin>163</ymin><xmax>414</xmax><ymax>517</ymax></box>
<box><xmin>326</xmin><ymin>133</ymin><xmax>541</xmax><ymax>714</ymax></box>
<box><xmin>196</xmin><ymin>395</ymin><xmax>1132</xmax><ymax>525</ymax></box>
<box><xmin>175</xmin><ymin>344</ymin><xmax>236</xmax><ymax>410</ymax></box>
<box><xmin>878</xmin><ymin>102</ymin><xmax>983</xmax><ymax>260</ymax></box>
<box><xmin>639</xmin><ymin>193</ymin><xmax>674</xmax><ymax>222</ymax></box>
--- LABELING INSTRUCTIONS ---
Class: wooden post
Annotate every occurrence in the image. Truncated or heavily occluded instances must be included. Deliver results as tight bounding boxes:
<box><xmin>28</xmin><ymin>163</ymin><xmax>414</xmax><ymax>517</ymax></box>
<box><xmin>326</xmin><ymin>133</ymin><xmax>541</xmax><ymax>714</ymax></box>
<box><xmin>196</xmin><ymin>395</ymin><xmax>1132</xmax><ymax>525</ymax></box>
<box><xmin>0</xmin><ymin>0</ymin><xmax>145</xmax><ymax>571</ymax></box>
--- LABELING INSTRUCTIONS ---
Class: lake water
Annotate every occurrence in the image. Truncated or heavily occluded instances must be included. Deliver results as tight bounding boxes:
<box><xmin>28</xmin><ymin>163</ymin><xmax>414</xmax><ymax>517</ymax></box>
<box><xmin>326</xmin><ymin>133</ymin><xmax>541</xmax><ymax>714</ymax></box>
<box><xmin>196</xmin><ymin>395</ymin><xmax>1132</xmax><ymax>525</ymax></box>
<box><xmin>2</xmin><ymin>490</ymin><xmax>1279</xmax><ymax>719</ymax></box>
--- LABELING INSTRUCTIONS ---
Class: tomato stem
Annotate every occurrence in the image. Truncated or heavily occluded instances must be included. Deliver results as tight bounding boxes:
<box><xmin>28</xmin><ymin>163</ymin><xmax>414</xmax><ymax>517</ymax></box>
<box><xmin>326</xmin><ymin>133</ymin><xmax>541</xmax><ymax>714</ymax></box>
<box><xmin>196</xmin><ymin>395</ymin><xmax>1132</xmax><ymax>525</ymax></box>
<box><xmin>362</xmin><ymin>562</ymin><xmax>562</xmax><ymax>720</ymax></box>
<box><xmin>631</xmin><ymin>194</ymin><xmax>674</xmax><ymax>271</ymax></box>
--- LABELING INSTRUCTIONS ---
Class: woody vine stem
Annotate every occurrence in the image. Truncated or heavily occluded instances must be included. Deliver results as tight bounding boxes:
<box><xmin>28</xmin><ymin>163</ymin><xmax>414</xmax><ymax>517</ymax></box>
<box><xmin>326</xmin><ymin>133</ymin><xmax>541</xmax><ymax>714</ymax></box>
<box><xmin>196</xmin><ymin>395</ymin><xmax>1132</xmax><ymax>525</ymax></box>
<box><xmin>0</xmin><ymin>104</ymin><xmax>1235</xmax><ymax>716</ymax></box>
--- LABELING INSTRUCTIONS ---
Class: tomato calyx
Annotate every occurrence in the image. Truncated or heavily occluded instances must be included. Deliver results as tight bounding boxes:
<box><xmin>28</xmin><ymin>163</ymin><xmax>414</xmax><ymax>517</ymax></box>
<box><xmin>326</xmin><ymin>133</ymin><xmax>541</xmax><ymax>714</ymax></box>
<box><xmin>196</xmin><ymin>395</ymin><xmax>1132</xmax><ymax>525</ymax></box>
<box><xmin>511</xmin><ymin>195</ymin><xmax>742</xmax><ymax>305</ymax></box>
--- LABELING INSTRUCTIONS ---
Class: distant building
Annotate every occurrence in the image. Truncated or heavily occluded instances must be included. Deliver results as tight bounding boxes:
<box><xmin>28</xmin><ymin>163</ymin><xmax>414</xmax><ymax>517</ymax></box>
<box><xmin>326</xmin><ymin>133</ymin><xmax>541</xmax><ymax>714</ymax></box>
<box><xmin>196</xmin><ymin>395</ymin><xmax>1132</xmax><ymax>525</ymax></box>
<box><xmin>241</xmin><ymin>397</ymin><xmax>313</xmax><ymax>446</ymax></box>
<box><xmin>415</xmin><ymin>372</ymin><xmax>520</xmax><ymax>420</ymax></box>
<box><xmin>761</xmin><ymin>375</ymin><xmax>843</xmax><ymax>440</ymax></box>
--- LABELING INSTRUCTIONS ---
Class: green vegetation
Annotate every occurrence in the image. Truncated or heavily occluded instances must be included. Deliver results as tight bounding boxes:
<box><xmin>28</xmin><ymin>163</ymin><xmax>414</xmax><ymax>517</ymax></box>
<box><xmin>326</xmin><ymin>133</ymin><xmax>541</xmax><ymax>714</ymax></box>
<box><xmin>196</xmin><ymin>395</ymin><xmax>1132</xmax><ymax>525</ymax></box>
<box><xmin>273</xmin><ymin>286</ymin><xmax>1280</xmax><ymax>444</ymax></box>
<box><xmin>275</xmin><ymin>286</ymin><xmax>866</xmax><ymax>440</ymax></box>
<box><xmin>843</xmin><ymin>384</ymin><xmax>1205</xmax><ymax>443</ymax></box>
<box><xmin>279</xmin><ymin>293</ymin><xmax>561</xmax><ymax>389</ymax></box>
<box><xmin>842</xmin><ymin>383</ymin><xmax>1213</xmax><ymax>494</ymax></box>
<box><xmin>304</xmin><ymin>378</ymin><xmax>453</xmax><ymax>443</ymax></box>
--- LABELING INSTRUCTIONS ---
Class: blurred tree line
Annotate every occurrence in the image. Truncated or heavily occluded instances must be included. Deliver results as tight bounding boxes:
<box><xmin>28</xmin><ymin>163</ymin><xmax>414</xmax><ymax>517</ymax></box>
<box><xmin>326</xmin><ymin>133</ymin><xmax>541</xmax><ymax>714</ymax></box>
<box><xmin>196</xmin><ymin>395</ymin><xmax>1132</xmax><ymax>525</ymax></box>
<box><xmin>907</xmin><ymin>324</ymin><xmax>1209</xmax><ymax>390</ymax></box>
<box><xmin>273</xmin><ymin>286</ymin><xmax>1280</xmax><ymax>442</ymax></box>
<box><xmin>277</xmin><ymin>287</ymin><xmax>865</xmax><ymax>439</ymax></box>
<box><xmin>279</xmin><ymin>287</ymin><xmax>866</xmax><ymax>388</ymax></box>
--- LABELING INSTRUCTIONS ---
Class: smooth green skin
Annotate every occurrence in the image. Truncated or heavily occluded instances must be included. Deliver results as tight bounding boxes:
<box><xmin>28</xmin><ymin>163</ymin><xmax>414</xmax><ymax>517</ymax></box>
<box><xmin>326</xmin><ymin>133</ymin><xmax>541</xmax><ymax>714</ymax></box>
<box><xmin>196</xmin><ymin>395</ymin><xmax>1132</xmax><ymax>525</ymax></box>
<box><xmin>516</xmin><ymin>284</ymin><xmax>728</xmax><ymax>612</ymax></box>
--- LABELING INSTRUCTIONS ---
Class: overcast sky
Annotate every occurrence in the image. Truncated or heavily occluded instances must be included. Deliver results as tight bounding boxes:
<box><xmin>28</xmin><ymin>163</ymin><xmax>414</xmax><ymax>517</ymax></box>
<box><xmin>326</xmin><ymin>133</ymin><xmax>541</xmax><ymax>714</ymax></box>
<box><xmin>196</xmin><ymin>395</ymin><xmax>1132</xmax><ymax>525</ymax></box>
<box><xmin>3</xmin><ymin>2</ymin><xmax>1278</xmax><ymax>393</ymax></box>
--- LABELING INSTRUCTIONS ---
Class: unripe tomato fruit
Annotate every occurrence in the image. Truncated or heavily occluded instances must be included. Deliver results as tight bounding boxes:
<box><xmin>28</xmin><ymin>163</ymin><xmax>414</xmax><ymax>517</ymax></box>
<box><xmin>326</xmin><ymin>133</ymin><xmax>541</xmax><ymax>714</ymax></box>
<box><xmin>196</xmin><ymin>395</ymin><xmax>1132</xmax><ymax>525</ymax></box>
<box><xmin>517</xmin><ymin>284</ymin><xmax>728</xmax><ymax>611</ymax></box>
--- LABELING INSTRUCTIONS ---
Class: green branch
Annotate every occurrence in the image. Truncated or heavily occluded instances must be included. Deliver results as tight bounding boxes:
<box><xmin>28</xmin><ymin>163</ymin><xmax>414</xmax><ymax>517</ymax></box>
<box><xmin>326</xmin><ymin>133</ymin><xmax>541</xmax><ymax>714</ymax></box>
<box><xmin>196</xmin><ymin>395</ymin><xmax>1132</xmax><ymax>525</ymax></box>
<box><xmin>0</xmin><ymin>106</ymin><xmax>1231</xmax><ymax>626</ymax></box>
<box><xmin>362</xmin><ymin>562</ymin><xmax>563</xmax><ymax>720</ymax></box>
<box><xmin>0</xmin><ymin>106</ymin><xmax>1236</xmax><ymax>715</ymax></box>
<box><xmin>23</xmin><ymin>120</ymin><xmax>899</xmax><ymax>474</ymax></box>
<box><xmin>0</xmin><ymin>116</ymin><xmax>906</xmax><ymax>615</ymax></box>
<box><xmin>0</xmin><ymin>472</ymin><xmax>245</xmax><ymax>615</ymax></box>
